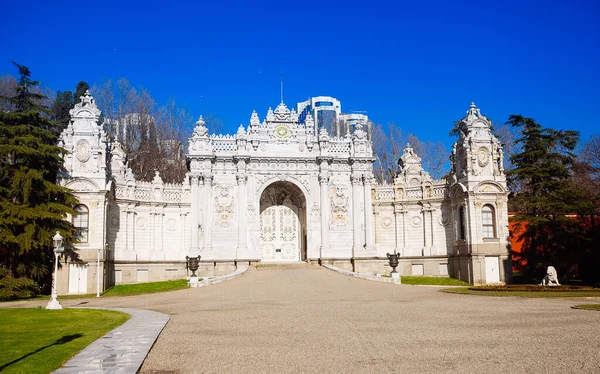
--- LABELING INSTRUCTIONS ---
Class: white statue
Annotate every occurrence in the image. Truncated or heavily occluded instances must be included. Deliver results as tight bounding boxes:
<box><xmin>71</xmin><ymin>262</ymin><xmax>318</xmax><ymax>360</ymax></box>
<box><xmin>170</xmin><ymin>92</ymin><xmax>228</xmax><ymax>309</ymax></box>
<box><xmin>540</xmin><ymin>266</ymin><xmax>560</xmax><ymax>286</ymax></box>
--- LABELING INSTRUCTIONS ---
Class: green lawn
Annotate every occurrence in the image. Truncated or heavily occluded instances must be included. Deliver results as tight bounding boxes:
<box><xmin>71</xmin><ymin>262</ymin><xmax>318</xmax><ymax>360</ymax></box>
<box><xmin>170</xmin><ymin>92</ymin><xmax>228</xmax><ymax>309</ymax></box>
<box><xmin>572</xmin><ymin>304</ymin><xmax>600</xmax><ymax>310</ymax></box>
<box><xmin>101</xmin><ymin>279</ymin><xmax>190</xmax><ymax>296</ymax></box>
<box><xmin>442</xmin><ymin>287</ymin><xmax>600</xmax><ymax>298</ymax></box>
<box><xmin>0</xmin><ymin>308</ymin><xmax>129</xmax><ymax>373</ymax></box>
<box><xmin>398</xmin><ymin>276</ymin><xmax>469</xmax><ymax>286</ymax></box>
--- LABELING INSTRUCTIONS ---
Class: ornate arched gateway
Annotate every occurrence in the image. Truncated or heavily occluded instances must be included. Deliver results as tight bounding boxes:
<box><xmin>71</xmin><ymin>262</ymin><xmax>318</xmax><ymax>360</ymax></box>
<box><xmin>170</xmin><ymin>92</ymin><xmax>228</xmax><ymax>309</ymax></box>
<box><xmin>259</xmin><ymin>182</ymin><xmax>306</xmax><ymax>262</ymax></box>
<box><xmin>58</xmin><ymin>93</ymin><xmax>511</xmax><ymax>293</ymax></box>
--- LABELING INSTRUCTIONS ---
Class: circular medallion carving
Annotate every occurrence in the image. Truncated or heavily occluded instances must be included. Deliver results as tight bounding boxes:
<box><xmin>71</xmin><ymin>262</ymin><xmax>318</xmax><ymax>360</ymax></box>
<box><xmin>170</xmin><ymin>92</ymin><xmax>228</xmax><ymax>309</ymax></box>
<box><xmin>110</xmin><ymin>214</ymin><xmax>120</xmax><ymax>228</ymax></box>
<box><xmin>410</xmin><ymin>215</ymin><xmax>422</xmax><ymax>228</ymax></box>
<box><xmin>136</xmin><ymin>217</ymin><xmax>147</xmax><ymax>230</ymax></box>
<box><xmin>438</xmin><ymin>212</ymin><xmax>450</xmax><ymax>226</ymax></box>
<box><xmin>166</xmin><ymin>218</ymin><xmax>177</xmax><ymax>231</ymax></box>
<box><xmin>477</xmin><ymin>147</ymin><xmax>490</xmax><ymax>167</ymax></box>
<box><xmin>275</xmin><ymin>125</ymin><xmax>291</xmax><ymax>138</ymax></box>
<box><xmin>381</xmin><ymin>216</ymin><xmax>393</xmax><ymax>229</ymax></box>
<box><xmin>76</xmin><ymin>140</ymin><xmax>91</xmax><ymax>163</ymax></box>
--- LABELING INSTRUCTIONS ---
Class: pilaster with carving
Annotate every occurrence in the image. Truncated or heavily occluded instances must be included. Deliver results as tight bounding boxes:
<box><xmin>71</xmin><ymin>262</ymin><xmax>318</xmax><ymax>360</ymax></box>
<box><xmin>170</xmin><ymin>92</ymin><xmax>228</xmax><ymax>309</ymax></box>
<box><xmin>189</xmin><ymin>174</ymin><xmax>201</xmax><ymax>253</ymax></box>
<box><xmin>350</xmin><ymin>172</ymin><xmax>364</xmax><ymax>256</ymax></box>
<box><xmin>318</xmin><ymin>158</ymin><xmax>331</xmax><ymax>257</ymax></box>
<box><xmin>363</xmin><ymin>175</ymin><xmax>376</xmax><ymax>255</ymax></box>
<box><xmin>393</xmin><ymin>203</ymin><xmax>408</xmax><ymax>256</ymax></box>
<box><xmin>203</xmin><ymin>174</ymin><xmax>214</xmax><ymax>257</ymax></box>
<box><xmin>236</xmin><ymin>156</ymin><xmax>249</xmax><ymax>257</ymax></box>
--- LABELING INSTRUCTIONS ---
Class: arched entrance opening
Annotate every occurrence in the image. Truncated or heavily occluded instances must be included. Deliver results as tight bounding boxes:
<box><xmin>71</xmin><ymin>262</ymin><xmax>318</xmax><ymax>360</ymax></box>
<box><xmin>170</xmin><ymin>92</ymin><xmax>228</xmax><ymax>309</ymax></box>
<box><xmin>259</xmin><ymin>181</ymin><xmax>307</xmax><ymax>262</ymax></box>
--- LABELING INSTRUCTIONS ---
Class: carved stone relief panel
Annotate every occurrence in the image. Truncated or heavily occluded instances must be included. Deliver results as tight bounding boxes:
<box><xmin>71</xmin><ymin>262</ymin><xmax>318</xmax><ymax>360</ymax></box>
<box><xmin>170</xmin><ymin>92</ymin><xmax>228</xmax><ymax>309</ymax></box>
<box><xmin>215</xmin><ymin>185</ymin><xmax>234</xmax><ymax>227</ymax></box>
<box><xmin>330</xmin><ymin>187</ymin><xmax>349</xmax><ymax>229</ymax></box>
<box><xmin>75</xmin><ymin>139</ymin><xmax>91</xmax><ymax>163</ymax></box>
<box><xmin>311</xmin><ymin>202</ymin><xmax>320</xmax><ymax>223</ymax></box>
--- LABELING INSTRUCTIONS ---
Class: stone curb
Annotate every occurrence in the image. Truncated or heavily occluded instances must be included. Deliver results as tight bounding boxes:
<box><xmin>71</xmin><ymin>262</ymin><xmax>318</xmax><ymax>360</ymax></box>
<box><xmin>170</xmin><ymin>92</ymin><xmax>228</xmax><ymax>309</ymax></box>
<box><xmin>190</xmin><ymin>265</ymin><xmax>248</xmax><ymax>288</ymax></box>
<box><xmin>571</xmin><ymin>305</ymin><xmax>600</xmax><ymax>311</ymax></box>
<box><xmin>54</xmin><ymin>307</ymin><xmax>169</xmax><ymax>374</ymax></box>
<box><xmin>323</xmin><ymin>264</ymin><xmax>402</xmax><ymax>284</ymax></box>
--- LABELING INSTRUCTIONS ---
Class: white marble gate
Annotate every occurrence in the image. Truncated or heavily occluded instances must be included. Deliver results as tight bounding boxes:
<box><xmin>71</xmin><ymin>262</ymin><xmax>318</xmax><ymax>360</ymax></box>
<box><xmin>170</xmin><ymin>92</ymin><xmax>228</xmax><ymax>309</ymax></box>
<box><xmin>259</xmin><ymin>183</ymin><xmax>303</xmax><ymax>262</ymax></box>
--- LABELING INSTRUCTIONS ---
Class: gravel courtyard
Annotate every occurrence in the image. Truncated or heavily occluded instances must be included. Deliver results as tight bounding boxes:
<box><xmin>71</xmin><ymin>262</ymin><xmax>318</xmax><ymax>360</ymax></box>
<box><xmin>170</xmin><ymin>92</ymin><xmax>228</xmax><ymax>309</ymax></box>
<box><xmin>22</xmin><ymin>266</ymin><xmax>600</xmax><ymax>373</ymax></box>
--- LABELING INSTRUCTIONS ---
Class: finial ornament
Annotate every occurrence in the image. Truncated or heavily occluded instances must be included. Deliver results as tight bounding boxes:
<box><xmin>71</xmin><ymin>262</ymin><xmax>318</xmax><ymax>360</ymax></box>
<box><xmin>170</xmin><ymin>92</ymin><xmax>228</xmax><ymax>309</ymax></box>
<box><xmin>193</xmin><ymin>115</ymin><xmax>208</xmax><ymax>137</ymax></box>
<box><xmin>196</xmin><ymin>115</ymin><xmax>205</xmax><ymax>127</ymax></box>
<box><xmin>237</xmin><ymin>124</ymin><xmax>246</xmax><ymax>136</ymax></box>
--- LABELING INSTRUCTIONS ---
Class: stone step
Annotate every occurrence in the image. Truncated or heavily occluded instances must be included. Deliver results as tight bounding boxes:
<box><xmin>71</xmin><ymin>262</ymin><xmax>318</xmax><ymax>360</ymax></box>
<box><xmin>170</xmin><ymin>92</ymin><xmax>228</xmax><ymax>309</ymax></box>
<box><xmin>255</xmin><ymin>262</ymin><xmax>318</xmax><ymax>270</ymax></box>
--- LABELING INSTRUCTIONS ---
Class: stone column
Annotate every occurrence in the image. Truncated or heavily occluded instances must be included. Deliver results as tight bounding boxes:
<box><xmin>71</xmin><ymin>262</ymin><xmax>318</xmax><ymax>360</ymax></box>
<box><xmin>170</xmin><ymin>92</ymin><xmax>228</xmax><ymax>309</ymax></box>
<box><xmin>237</xmin><ymin>172</ymin><xmax>248</xmax><ymax>258</ymax></box>
<box><xmin>351</xmin><ymin>173</ymin><xmax>363</xmax><ymax>256</ymax></box>
<box><xmin>422</xmin><ymin>206</ymin><xmax>428</xmax><ymax>256</ymax></box>
<box><xmin>150</xmin><ymin>207</ymin><xmax>156</xmax><ymax>252</ymax></box>
<box><xmin>319</xmin><ymin>170</ymin><xmax>330</xmax><ymax>258</ymax></box>
<box><xmin>393</xmin><ymin>203</ymin><xmax>407</xmax><ymax>256</ymax></box>
<box><xmin>363</xmin><ymin>176</ymin><xmax>375</xmax><ymax>255</ymax></box>
<box><xmin>157</xmin><ymin>206</ymin><xmax>164</xmax><ymax>252</ymax></box>
<box><xmin>429</xmin><ymin>207</ymin><xmax>435</xmax><ymax>255</ymax></box>
<box><xmin>125</xmin><ymin>205</ymin><xmax>132</xmax><ymax>252</ymax></box>
<box><xmin>190</xmin><ymin>175</ymin><xmax>200</xmax><ymax>251</ymax></box>
<box><xmin>203</xmin><ymin>175</ymin><xmax>214</xmax><ymax>255</ymax></box>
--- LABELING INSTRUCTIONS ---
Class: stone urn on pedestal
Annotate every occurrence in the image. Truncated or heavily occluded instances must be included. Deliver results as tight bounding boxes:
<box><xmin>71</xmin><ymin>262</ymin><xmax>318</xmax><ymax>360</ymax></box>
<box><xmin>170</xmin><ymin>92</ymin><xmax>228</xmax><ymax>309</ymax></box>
<box><xmin>386</xmin><ymin>252</ymin><xmax>402</xmax><ymax>284</ymax></box>
<box><xmin>186</xmin><ymin>255</ymin><xmax>201</xmax><ymax>288</ymax></box>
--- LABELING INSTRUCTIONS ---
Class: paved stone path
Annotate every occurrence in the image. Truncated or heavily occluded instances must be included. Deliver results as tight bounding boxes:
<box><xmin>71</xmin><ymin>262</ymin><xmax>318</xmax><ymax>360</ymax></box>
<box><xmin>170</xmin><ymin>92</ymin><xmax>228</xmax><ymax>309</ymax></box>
<box><xmin>5</xmin><ymin>266</ymin><xmax>600</xmax><ymax>373</ymax></box>
<box><xmin>53</xmin><ymin>308</ymin><xmax>169</xmax><ymax>374</ymax></box>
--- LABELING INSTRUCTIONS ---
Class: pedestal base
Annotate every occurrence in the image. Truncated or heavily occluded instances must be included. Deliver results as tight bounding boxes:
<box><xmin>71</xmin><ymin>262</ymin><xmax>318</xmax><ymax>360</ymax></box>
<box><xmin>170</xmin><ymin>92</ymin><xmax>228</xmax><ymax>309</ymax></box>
<box><xmin>46</xmin><ymin>298</ymin><xmax>63</xmax><ymax>310</ymax></box>
<box><xmin>188</xmin><ymin>275</ymin><xmax>199</xmax><ymax>288</ymax></box>
<box><xmin>391</xmin><ymin>272</ymin><xmax>401</xmax><ymax>284</ymax></box>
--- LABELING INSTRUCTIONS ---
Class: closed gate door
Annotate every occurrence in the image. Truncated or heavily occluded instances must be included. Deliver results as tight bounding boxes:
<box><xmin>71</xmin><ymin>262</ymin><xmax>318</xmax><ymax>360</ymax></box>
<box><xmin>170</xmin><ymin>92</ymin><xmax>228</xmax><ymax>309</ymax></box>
<box><xmin>260</xmin><ymin>201</ymin><xmax>300</xmax><ymax>262</ymax></box>
<box><xmin>68</xmin><ymin>263</ymin><xmax>88</xmax><ymax>293</ymax></box>
<box><xmin>485</xmin><ymin>256</ymin><xmax>500</xmax><ymax>284</ymax></box>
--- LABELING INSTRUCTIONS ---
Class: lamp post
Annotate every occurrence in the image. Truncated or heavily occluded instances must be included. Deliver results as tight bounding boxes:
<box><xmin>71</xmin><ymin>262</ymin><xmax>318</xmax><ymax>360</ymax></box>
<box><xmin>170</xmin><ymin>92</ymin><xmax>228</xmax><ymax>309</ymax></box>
<box><xmin>46</xmin><ymin>231</ymin><xmax>64</xmax><ymax>310</ymax></box>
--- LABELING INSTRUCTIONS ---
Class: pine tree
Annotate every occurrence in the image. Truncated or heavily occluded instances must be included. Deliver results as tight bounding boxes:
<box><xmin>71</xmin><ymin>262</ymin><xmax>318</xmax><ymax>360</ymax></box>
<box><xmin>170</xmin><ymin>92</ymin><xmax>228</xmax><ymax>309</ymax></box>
<box><xmin>50</xmin><ymin>91</ymin><xmax>74</xmax><ymax>129</ymax></box>
<box><xmin>73</xmin><ymin>81</ymin><xmax>89</xmax><ymax>104</ymax></box>
<box><xmin>0</xmin><ymin>64</ymin><xmax>77</xmax><ymax>292</ymax></box>
<box><xmin>507</xmin><ymin>115</ymin><xmax>592</xmax><ymax>281</ymax></box>
<box><xmin>2</xmin><ymin>62</ymin><xmax>47</xmax><ymax>113</ymax></box>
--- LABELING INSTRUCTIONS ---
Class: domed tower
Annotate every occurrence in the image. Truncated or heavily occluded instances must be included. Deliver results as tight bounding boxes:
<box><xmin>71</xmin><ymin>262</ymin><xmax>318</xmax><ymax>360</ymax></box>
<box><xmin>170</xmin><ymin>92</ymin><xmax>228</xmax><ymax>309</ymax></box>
<box><xmin>449</xmin><ymin>103</ymin><xmax>511</xmax><ymax>285</ymax></box>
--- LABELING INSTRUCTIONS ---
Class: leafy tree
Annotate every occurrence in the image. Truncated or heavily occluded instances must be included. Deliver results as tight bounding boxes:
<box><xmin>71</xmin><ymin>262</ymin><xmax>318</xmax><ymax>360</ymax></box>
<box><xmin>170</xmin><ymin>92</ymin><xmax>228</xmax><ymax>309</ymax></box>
<box><xmin>91</xmin><ymin>79</ymin><xmax>191</xmax><ymax>183</ymax></box>
<box><xmin>372</xmin><ymin>122</ymin><xmax>447</xmax><ymax>183</ymax></box>
<box><xmin>507</xmin><ymin>115</ymin><xmax>595</xmax><ymax>282</ymax></box>
<box><xmin>572</xmin><ymin>134</ymin><xmax>600</xmax><ymax>284</ymax></box>
<box><xmin>0</xmin><ymin>74</ymin><xmax>17</xmax><ymax>112</ymax></box>
<box><xmin>0</xmin><ymin>64</ymin><xmax>77</xmax><ymax>292</ymax></box>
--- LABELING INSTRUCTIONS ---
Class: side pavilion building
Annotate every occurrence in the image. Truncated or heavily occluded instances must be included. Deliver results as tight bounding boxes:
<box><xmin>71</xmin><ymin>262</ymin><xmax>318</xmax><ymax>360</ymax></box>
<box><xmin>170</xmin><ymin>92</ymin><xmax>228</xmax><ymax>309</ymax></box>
<box><xmin>55</xmin><ymin>92</ymin><xmax>511</xmax><ymax>294</ymax></box>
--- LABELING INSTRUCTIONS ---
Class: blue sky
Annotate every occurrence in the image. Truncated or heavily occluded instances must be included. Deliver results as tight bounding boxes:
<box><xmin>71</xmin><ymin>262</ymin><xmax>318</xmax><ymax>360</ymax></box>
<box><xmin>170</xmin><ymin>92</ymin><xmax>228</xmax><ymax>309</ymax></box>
<box><xmin>1</xmin><ymin>0</ymin><xmax>598</xmax><ymax>148</ymax></box>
